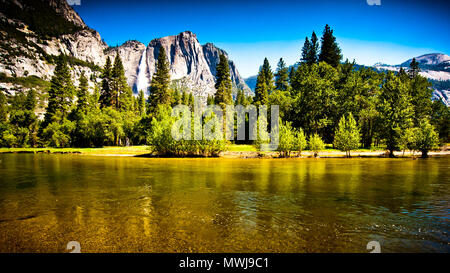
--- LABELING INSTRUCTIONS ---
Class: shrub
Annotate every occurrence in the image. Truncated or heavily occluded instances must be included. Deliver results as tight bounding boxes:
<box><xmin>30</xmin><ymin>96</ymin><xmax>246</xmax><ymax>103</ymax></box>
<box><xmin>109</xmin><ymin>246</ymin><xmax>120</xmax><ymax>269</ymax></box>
<box><xmin>333</xmin><ymin>113</ymin><xmax>360</xmax><ymax>157</ymax></box>
<box><xmin>309</xmin><ymin>133</ymin><xmax>325</xmax><ymax>157</ymax></box>
<box><xmin>277</xmin><ymin>121</ymin><xmax>296</xmax><ymax>157</ymax></box>
<box><xmin>295</xmin><ymin>128</ymin><xmax>307</xmax><ymax>156</ymax></box>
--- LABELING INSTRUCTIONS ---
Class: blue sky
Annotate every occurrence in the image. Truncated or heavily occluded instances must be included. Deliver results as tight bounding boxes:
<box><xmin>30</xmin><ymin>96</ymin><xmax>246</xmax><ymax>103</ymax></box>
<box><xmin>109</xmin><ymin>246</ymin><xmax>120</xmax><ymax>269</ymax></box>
<box><xmin>72</xmin><ymin>0</ymin><xmax>450</xmax><ymax>77</ymax></box>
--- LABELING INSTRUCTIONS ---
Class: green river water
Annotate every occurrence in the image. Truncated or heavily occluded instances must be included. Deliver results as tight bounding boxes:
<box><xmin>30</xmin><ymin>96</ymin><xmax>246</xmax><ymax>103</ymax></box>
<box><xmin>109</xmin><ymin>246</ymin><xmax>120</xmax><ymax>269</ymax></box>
<box><xmin>0</xmin><ymin>154</ymin><xmax>448</xmax><ymax>252</ymax></box>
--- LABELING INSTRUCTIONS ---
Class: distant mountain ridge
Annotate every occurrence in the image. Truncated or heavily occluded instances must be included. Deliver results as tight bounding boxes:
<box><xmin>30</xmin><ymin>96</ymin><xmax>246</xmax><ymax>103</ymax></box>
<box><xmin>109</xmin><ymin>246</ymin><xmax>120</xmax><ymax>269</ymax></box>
<box><xmin>244</xmin><ymin>53</ymin><xmax>450</xmax><ymax>106</ymax></box>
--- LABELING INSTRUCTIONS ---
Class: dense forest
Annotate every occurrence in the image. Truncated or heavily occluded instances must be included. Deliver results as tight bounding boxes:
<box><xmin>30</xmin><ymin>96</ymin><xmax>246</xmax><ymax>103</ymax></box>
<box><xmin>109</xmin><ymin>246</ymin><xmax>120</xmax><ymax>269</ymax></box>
<box><xmin>0</xmin><ymin>25</ymin><xmax>449</xmax><ymax>158</ymax></box>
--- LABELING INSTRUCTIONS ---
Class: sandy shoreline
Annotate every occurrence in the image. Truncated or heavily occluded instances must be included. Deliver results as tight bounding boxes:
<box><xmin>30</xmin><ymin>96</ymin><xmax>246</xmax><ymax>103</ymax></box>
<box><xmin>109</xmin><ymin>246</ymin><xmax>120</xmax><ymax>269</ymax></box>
<box><xmin>1</xmin><ymin>148</ymin><xmax>449</xmax><ymax>158</ymax></box>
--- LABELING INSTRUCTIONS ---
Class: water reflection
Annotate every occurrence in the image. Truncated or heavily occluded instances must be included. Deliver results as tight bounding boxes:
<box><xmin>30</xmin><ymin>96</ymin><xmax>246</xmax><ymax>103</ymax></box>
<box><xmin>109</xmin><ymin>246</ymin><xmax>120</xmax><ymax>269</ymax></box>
<box><xmin>0</xmin><ymin>154</ymin><xmax>448</xmax><ymax>252</ymax></box>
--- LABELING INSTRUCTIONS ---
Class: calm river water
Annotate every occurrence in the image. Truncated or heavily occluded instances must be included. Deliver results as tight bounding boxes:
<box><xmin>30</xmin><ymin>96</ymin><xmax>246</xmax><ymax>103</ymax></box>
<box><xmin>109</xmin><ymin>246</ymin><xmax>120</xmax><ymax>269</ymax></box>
<box><xmin>0</xmin><ymin>154</ymin><xmax>448</xmax><ymax>252</ymax></box>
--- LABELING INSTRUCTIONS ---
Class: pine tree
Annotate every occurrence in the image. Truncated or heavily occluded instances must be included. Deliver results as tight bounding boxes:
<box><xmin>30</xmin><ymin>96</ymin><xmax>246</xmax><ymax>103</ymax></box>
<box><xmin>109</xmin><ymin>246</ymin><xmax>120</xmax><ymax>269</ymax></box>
<box><xmin>148</xmin><ymin>46</ymin><xmax>171</xmax><ymax>114</ymax></box>
<box><xmin>0</xmin><ymin>91</ymin><xmax>7</xmax><ymax>122</ymax></box>
<box><xmin>111</xmin><ymin>53</ymin><xmax>132</xmax><ymax>110</ymax></box>
<box><xmin>261</xmin><ymin>58</ymin><xmax>274</xmax><ymax>91</ymax></box>
<box><xmin>288</xmin><ymin>66</ymin><xmax>296</xmax><ymax>85</ymax></box>
<box><xmin>43</xmin><ymin>54</ymin><xmax>74</xmax><ymax>126</ymax></box>
<box><xmin>408</xmin><ymin>58</ymin><xmax>420</xmax><ymax>78</ymax></box>
<box><xmin>181</xmin><ymin>91</ymin><xmax>188</xmax><ymax>105</ymax></box>
<box><xmin>254</xmin><ymin>58</ymin><xmax>274</xmax><ymax>105</ymax></box>
<box><xmin>76</xmin><ymin>71</ymin><xmax>89</xmax><ymax>113</ymax></box>
<box><xmin>172</xmin><ymin>90</ymin><xmax>181</xmax><ymax>106</ymax></box>
<box><xmin>254</xmin><ymin>71</ymin><xmax>269</xmax><ymax>105</ymax></box>
<box><xmin>302</xmin><ymin>32</ymin><xmax>319</xmax><ymax>65</ymax></box>
<box><xmin>318</xmin><ymin>24</ymin><xmax>342</xmax><ymax>67</ymax></box>
<box><xmin>188</xmin><ymin>93</ymin><xmax>194</xmax><ymax>110</ymax></box>
<box><xmin>301</xmin><ymin>37</ymin><xmax>311</xmax><ymax>63</ymax></box>
<box><xmin>137</xmin><ymin>89</ymin><xmax>146</xmax><ymax>116</ymax></box>
<box><xmin>275</xmin><ymin>58</ymin><xmax>289</xmax><ymax>91</ymax></box>
<box><xmin>377</xmin><ymin>72</ymin><xmax>414</xmax><ymax>157</ymax></box>
<box><xmin>100</xmin><ymin>56</ymin><xmax>113</xmax><ymax>108</ymax></box>
<box><xmin>214</xmin><ymin>53</ymin><xmax>233</xmax><ymax>109</ymax></box>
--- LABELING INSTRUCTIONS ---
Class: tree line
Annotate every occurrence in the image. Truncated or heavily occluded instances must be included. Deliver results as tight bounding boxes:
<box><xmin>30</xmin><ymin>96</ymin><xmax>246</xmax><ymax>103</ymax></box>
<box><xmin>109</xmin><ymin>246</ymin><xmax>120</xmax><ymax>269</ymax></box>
<box><xmin>0</xmin><ymin>24</ymin><xmax>449</xmax><ymax>158</ymax></box>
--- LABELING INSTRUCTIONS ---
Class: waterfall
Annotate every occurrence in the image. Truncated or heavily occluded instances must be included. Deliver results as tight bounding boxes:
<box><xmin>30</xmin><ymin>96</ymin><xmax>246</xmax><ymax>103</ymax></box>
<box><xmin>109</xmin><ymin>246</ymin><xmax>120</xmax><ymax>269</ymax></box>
<box><xmin>136</xmin><ymin>47</ymin><xmax>148</xmax><ymax>94</ymax></box>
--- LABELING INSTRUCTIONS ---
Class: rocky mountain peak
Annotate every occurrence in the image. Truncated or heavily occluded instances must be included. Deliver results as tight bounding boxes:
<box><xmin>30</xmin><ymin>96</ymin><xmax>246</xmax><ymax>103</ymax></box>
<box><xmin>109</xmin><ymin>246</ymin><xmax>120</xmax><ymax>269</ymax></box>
<box><xmin>47</xmin><ymin>0</ymin><xmax>86</xmax><ymax>27</ymax></box>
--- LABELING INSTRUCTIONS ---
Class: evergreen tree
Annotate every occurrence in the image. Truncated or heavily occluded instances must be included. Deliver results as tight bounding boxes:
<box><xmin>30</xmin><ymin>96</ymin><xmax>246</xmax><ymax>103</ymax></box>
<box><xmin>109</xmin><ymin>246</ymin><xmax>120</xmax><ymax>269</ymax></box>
<box><xmin>408</xmin><ymin>58</ymin><xmax>420</xmax><ymax>78</ymax></box>
<box><xmin>100</xmin><ymin>56</ymin><xmax>113</xmax><ymax>108</ymax></box>
<box><xmin>302</xmin><ymin>32</ymin><xmax>319</xmax><ymax>65</ymax></box>
<box><xmin>410</xmin><ymin>75</ymin><xmax>432</xmax><ymax>123</ymax></box>
<box><xmin>214</xmin><ymin>53</ymin><xmax>233</xmax><ymax>109</ymax></box>
<box><xmin>76</xmin><ymin>72</ymin><xmax>89</xmax><ymax>114</ymax></box>
<box><xmin>318</xmin><ymin>24</ymin><xmax>342</xmax><ymax>67</ymax></box>
<box><xmin>430</xmin><ymin>99</ymin><xmax>450</xmax><ymax>143</ymax></box>
<box><xmin>377</xmin><ymin>72</ymin><xmax>414</xmax><ymax>157</ymax></box>
<box><xmin>148</xmin><ymin>46</ymin><xmax>171</xmax><ymax>114</ymax></box>
<box><xmin>111</xmin><ymin>53</ymin><xmax>132</xmax><ymax>111</ymax></box>
<box><xmin>188</xmin><ymin>93</ymin><xmax>195</xmax><ymax>110</ymax></box>
<box><xmin>301</xmin><ymin>37</ymin><xmax>311</xmax><ymax>63</ymax></box>
<box><xmin>43</xmin><ymin>54</ymin><xmax>74</xmax><ymax>126</ymax></box>
<box><xmin>0</xmin><ymin>91</ymin><xmax>7</xmax><ymax>122</ymax></box>
<box><xmin>137</xmin><ymin>89</ymin><xmax>146</xmax><ymax>116</ymax></box>
<box><xmin>181</xmin><ymin>90</ymin><xmax>189</xmax><ymax>105</ymax></box>
<box><xmin>275</xmin><ymin>58</ymin><xmax>289</xmax><ymax>91</ymax></box>
<box><xmin>288</xmin><ymin>66</ymin><xmax>296</xmax><ymax>85</ymax></box>
<box><xmin>397</xmin><ymin>67</ymin><xmax>408</xmax><ymax>81</ymax></box>
<box><xmin>254</xmin><ymin>58</ymin><xmax>274</xmax><ymax>105</ymax></box>
<box><xmin>172</xmin><ymin>90</ymin><xmax>181</xmax><ymax>106</ymax></box>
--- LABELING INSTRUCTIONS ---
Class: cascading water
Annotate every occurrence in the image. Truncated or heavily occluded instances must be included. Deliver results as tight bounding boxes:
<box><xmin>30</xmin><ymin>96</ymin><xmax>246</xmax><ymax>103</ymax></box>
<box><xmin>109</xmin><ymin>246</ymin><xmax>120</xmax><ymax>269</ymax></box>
<box><xmin>136</xmin><ymin>47</ymin><xmax>149</xmax><ymax>94</ymax></box>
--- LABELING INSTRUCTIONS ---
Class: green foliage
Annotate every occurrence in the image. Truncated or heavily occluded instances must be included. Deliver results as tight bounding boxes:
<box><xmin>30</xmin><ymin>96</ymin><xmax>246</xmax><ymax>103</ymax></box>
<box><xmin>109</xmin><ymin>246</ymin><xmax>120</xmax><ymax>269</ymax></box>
<box><xmin>100</xmin><ymin>57</ymin><xmax>113</xmax><ymax>107</ymax></box>
<box><xmin>147</xmin><ymin>106</ymin><xmax>225</xmax><ymax>156</ymax></box>
<box><xmin>414</xmin><ymin>119</ymin><xmax>439</xmax><ymax>158</ymax></box>
<box><xmin>0</xmin><ymin>91</ymin><xmax>7</xmax><ymax>123</ymax></box>
<box><xmin>295</xmin><ymin>128</ymin><xmax>307</xmax><ymax>156</ymax></box>
<box><xmin>254</xmin><ymin>58</ymin><xmax>274</xmax><ymax>105</ymax></box>
<box><xmin>397</xmin><ymin>127</ymin><xmax>417</xmax><ymax>155</ymax></box>
<box><xmin>274</xmin><ymin>58</ymin><xmax>289</xmax><ymax>91</ymax></box>
<box><xmin>333</xmin><ymin>113</ymin><xmax>360</xmax><ymax>157</ymax></box>
<box><xmin>137</xmin><ymin>90</ymin><xmax>146</xmax><ymax>116</ymax></box>
<box><xmin>309</xmin><ymin>133</ymin><xmax>325</xmax><ymax>157</ymax></box>
<box><xmin>148</xmin><ymin>47</ymin><xmax>171</xmax><ymax>114</ymax></box>
<box><xmin>318</xmin><ymin>24</ymin><xmax>342</xmax><ymax>67</ymax></box>
<box><xmin>277</xmin><ymin>121</ymin><xmax>296</xmax><ymax>157</ymax></box>
<box><xmin>408</xmin><ymin>58</ymin><xmax>420</xmax><ymax>78</ymax></box>
<box><xmin>214</xmin><ymin>54</ymin><xmax>233</xmax><ymax>109</ymax></box>
<box><xmin>42</xmin><ymin>118</ymin><xmax>75</xmax><ymax>148</ymax></box>
<box><xmin>377</xmin><ymin>72</ymin><xmax>414</xmax><ymax>156</ymax></box>
<box><xmin>430</xmin><ymin>99</ymin><xmax>450</xmax><ymax>143</ymax></box>
<box><xmin>75</xmin><ymin>72</ymin><xmax>89</xmax><ymax>114</ymax></box>
<box><xmin>301</xmin><ymin>31</ymin><xmax>319</xmax><ymax>65</ymax></box>
<box><xmin>43</xmin><ymin>54</ymin><xmax>74</xmax><ymax>126</ymax></box>
<box><xmin>290</xmin><ymin>62</ymin><xmax>338</xmax><ymax>142</ymax></box>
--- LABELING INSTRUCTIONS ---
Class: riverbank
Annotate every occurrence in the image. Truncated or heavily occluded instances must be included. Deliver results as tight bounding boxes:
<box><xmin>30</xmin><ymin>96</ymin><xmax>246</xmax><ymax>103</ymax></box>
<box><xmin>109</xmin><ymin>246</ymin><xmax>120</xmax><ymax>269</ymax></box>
<box><xmin>0</xmin><ymin>145</ymin><xmax>448</xmax><ymax>158</ymax></box>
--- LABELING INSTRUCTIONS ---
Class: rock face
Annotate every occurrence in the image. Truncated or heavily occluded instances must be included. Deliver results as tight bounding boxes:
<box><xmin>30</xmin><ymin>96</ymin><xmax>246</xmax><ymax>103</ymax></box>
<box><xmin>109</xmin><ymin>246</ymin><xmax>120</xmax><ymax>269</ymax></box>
<box><xmin>106</xmin><ymin>40</ymin><xmax>146</xmax><ymax>90</ymax></box>
<box><xmin>139</xmin><ymin>31</ymin><xmax>251</xmax><ymax>97</ymax></box>
<box><xmin>0</xmin><ymin>0</ymin><xmax>251</xmax><ymax>99</ymax></box>
<box><xmin>47</xmin><ymin>0</ymin><xmax>86</xmax><ymax>27</ymax></box>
